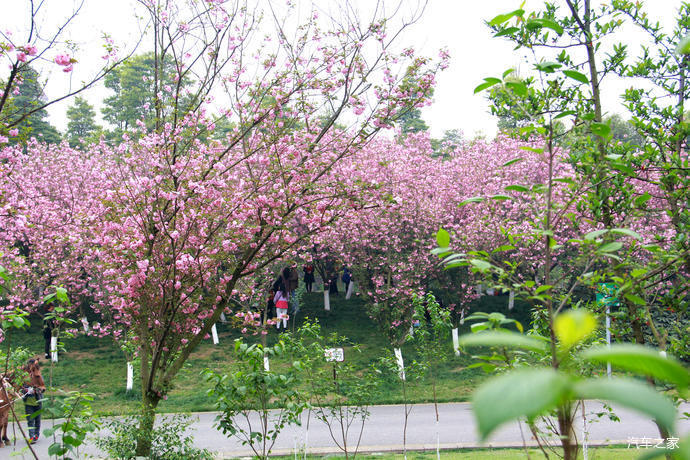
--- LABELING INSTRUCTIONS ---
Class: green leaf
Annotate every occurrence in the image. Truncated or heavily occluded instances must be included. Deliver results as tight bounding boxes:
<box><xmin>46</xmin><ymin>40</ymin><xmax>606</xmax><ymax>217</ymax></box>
<box><xmin>490</xmin><ymin>194</ymin><xmax>512</xmax><ymax>201</ymax></box>
<box><xmin>459</xmin><ymin>196</ymin><xmax>485</xmax><ymax>206</ymax></box>
<box><xmin>494</xmin><ymin>27</ymin><xmax>520</xmax><ymax>37</ymax></box>
<box><xmin>562</xmin><ymin>70</ymin><xmax>589</xmax><ymax>84</ymax></box>
<box><xmin>535</xmin><ymin>285</ymin><xmax>552</xmax><ymax>294</ymax></box>
<box><xmin>554</xmin><ymin>110</ymin><xmax>576</xmax><ymax>120</ymax></box>
<box><xmin>611</xmin><ymin>163</ymin><xmax>636</xmax><ymax>175</ymax></box>
<box><xmin>492</xmin><ymin>244</ymin><xmax>515</xmax><ymax>253</ymax></box>
<box><xmin>584</xmin><ymin>229</ymin><xmax>608</xmax><ymax>240</ymax></box>
<box><xmin>459</xmin><ymin>331</ymin><xmax>548</xmax><ymax>352</ymax></box>
<box><xmin>489</xmin><ymin>9</ymin><xmax>524</xmax><ymax>26</ymax></box>
<box><xmin>624</xmin><ymin>293</ymin><xmax>646</xmax><ymax>306</ymax></box>
<box><xmin>48</xmin><ymin>443</ymin><xmax>67</xmax><ymax>456</ymax></box>
<box><xmin>474</xmin><ymin>78</ymin><xmax>502</xmax><ymax>94</ymax></box>
<box><xmin>56</xmin><ymin>287</ymin><xmax>69</xmax><ymax>303</ymax></box>
<box><xmin>519</xmin><ymin>146</ymin><xmax>544</xmax><ymax>154</ymax></box>
<box><xmin>472</xmin><ymin>368</ymin><xmax>571</xmax><ymax>440</ymax></box>
<box><xmin>505</xmin><ymin>185</ymin><xmax>529</xmax><ymax>193</ymax></box>
<box><xmin>554</xmin><ymin>310</ymin><xmax>597</xmax><ymax>349</ymax></box>
<box><xmin>635</xmin><ymin>192</ymin><xmax>652</xmax><ymax>207</ymax></box>
<box><xmin>590</xmin><ymin>122</ymin><xmax>611</xmax><ymax>138</ymax></box>
<box><xmin>469</xmin><ymin>259</ymin><xmax>492</xmax><ymax>271</ymax></box>
<box><xmin>501</xmin><ymin>158</ymin><xmax>523</xmax><ymax>167</ymax></box>
<box><xmin>436</xmin><ymin>228</ymin><xmax>450</xmax><ymax>248</ymax></box>
<box><xmin>525</xmin><ymin>18</ymin><xmax>564</xmax><ymax>35</ymax></box>
<box><xmin>630</xmin><ymin>268</ymin><xmax>647</xmax><ymax>278</ymax></box>
<box><xmin>505</xmin><ymin>81</ymin><xmax>528</xmax><ymax>97</ymax></box>
<box><xmin>598</xmin><ymin>242</ymin><xmax>622</xmax><ymax>253</ymax></box>
<box><xmin>581</xmin><ymin>344</ymin><xmax>690</xmax><ymax>389</ymax></box>
<box><xmin>574</xmin><ymin>378</ymin><xmax>676</xmax><ymax>433</ymax></box>
<box><xmin>535</xmin><ymin>61</ymin><xmax>562</xmax><ymax>73</ymax></box>
<box><xmin>610</xmin><ymin>228</ymin><xmax>642</xmax><ymax>240</ymax></box>
<box><xmin>676</xmin><ymin>33</ymin><xmax>690</xmax><ymax>55</ymax></box>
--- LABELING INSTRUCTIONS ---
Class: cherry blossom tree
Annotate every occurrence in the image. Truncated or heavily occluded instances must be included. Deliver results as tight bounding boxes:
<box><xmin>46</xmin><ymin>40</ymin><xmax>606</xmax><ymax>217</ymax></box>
<box><xmin>0</xmin><ymin>1</ymin><xmax>444</xmax><ymax>455</ymax></box>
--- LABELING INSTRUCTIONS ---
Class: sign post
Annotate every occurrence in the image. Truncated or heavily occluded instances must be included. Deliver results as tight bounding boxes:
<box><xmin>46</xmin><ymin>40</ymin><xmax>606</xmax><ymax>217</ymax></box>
<box><xmin>596</xmin><ymin>283</ymin><xmax>619</xmax><ymax>379</ymax></box>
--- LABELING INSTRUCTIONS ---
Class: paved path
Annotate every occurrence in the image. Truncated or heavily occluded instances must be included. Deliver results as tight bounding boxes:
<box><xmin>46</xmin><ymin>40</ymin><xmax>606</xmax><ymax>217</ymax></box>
<box><xmin>6</xmin><ymin>401</ymin><xmax>690</xmax><ymax>458</ymax></box>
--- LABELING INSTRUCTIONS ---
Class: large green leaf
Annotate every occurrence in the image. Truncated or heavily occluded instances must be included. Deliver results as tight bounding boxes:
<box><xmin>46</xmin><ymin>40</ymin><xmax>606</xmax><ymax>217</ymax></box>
<box><xmin>554</xmin><ymin>310</ymin><xmax>597</xmax><ymax>349</ymax></box>
<box><xmin>563</xmin><ymin>69</ymin><xmax>589</xmax><ymax>84</ymax></box>
<box><xmin>458</xmin><ymin>331</ymin><xmax>548</xmax><ymax>353</ymax></box>
<box><xmin>436</xmin><ymin>227</ymin><xmax>450</xmax><ymax>248</ymax></box>
<box><xmin>472</xmin><ymin>368</ymin><xmax>571</xmax><ymax>440</ymax></box>
<box><xmin>489</xmin><ymin>9</ymin><xmax>525</xmax><ymax>26</ymax></box>
<box><xmin>501</xmin><ymin>158</ymin><xmax>524</xmax><ymax>167</ymax></box>
<box><xmin>574</xmin><ymin>378</ymin><xmax>676</xmax><ymax>434</ymax></box>
<box><xmin>459</xmin><ymin>196</ymin><xmax>485</xmax><ymax>206</ymax></box>
<box><xmin>474</xmin><ymin>78</ymin><xmax>502</xmax><ymax>94</ymax></box>
<box><xmin>581</xmin><ymin>344</ymin><xmax>690</xmax><ymax>389</ymax></box>
<box><xmin>591</xmin><ymin>122</ymin><xmax>611</xmax><ymax>138</ymax></box>
<box><xmin>525</xmin><ymin>18</ymin><xmax>564</xmax><ymax>35</ymax></box>
<box><xmin>677</xmin><ymin>33</ymin><xmax>690</xmax><ymax>55</ymax></box>
<box><xmin>505</xmin><ymin>81</ymin><xmax>528</xmax><ymax>97</ymax></box>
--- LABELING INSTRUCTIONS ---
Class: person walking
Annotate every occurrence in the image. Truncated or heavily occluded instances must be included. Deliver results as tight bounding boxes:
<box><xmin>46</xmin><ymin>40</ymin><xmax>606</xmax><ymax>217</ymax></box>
<box><xmin>273</xmin><ymin>283</ymin><xmax>289</xmax><ymax>330</ymax></box>
<box><xmin>342</xmin><ymin>267</ymin><xmax>352</xmax><ymax>294</ymax></box>
<box><xmin>22</xmin><ymin>359</ymin><xmax>46</xmax><ymax>444</ymax></box>
<box><xmin>303</xmin><ymin>264</ymin><xmax>315</xmax><ymax>293</ymax></box>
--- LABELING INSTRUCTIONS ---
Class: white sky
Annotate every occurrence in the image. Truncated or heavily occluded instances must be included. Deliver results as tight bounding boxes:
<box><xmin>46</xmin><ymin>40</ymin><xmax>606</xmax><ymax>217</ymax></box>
<box><xmin>4</xmin><ymin>0</ymin><xmax>684</xmax><ymax>138</ymax></box>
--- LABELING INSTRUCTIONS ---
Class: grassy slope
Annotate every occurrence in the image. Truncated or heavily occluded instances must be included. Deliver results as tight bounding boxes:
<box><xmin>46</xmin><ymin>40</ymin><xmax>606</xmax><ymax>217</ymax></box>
<box><xmin>8</xmin><ymin>290</ymin><xmax>530</xmax><ymax>415</ymax></box>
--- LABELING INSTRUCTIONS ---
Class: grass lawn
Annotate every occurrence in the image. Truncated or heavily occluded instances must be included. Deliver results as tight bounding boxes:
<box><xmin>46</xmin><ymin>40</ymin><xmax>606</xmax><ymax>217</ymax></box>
<box><xmin>8</xmin><ymin>289</ymin><xmax>529</xmax><ymax>415</ymax></box>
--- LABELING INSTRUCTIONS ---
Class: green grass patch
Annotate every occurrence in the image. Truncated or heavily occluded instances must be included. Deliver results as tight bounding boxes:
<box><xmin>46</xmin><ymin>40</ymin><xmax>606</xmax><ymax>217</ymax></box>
<box><xmin>8</xmin><ymin>291</ymin><xmax>526</xmax><ymax>415</ymax></box>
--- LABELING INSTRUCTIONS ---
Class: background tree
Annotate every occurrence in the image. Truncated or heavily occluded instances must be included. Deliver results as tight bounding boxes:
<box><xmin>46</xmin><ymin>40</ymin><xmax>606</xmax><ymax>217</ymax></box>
<box><xmin>396</xmin><ymin>107</ymin><xmax>428</xmax><ymax>134</ymax></box>
<box><xmin>6</xmin><ymin>67</ymin><xmax>61</xmax><ymax>144</ymax></box>
<box><xmin>101</xmin><ymin>52</ymin><xmax>187</xmax><ymax>139</ymax></box>
<box><xmin>66</xmin><ymin>97</ymin><xmax>101</xmax><ymax>148</ymax></box>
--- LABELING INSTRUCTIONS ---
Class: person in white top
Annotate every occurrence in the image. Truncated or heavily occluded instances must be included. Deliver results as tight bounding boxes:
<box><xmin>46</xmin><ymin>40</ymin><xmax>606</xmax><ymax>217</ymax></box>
<box><xmin>273</xmin><ymin>287</ymin><xmax>289</xmax><ymax>329</ymax></box>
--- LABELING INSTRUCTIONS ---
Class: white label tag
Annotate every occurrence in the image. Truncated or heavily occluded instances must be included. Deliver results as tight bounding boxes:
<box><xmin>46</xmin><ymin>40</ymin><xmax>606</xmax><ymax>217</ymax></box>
<box><xmin>324</xmin><ymin>348</ymin><xmax>344</xmax><ymax>362</ymax></box>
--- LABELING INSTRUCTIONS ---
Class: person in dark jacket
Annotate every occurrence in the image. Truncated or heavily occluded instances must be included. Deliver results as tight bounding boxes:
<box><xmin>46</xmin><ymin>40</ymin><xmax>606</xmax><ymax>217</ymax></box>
<box><xmin>303</xmin><ymin>264</ymin><xmax>315</xmax><ymax>292</ymax></box>
<box><xmin>342</xmin><ymin>267</ymin><xmax>352</xmax><ymax>293</ymax></box>
<box><xmin>22</xmin><ymin>359</ymin><xmax>46</xmax><ymax>444</ymax></box>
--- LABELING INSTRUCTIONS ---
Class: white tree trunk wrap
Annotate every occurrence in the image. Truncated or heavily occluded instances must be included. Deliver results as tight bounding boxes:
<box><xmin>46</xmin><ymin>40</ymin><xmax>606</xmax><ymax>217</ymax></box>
<box><xmin>394</xmin><ymin>347</ymin><xmax>405</xmax><ymax>380</ymax></box>
<box><xmin>263</xmin><ymin>355</ymin><xmax>270</xmax><ymax>371</ymax></box>
<box><xmin>220</xmin><ymin>312</ymin><xmax>227</xmax><ymax>323</ymax></box>
<box><xmin>324</xmin><ymin>290</ymin><xmax>330</xmax><ymax>311</ymax></box>
<box><xmin>452</xmin><ymin>328</ymin><xmax>460</xmax><ymax>356</ymax></box>
<box><xmin>211</xmin><ymin>323</ymin><xmax>219</xmax><ymax>345</ymax></box>
<box><xmin>126</xmin><ymin>361</ymin><xmax>134</xmax><ymax>391</ymax></box>
<box><xmin>508</xmin><ymin>290</ymin><xmax>515</xmax><ymax>310</ymax></box>
<box><xmin>81</xmin><ymin>317</ymin><xmax>90</xmax><ymax>333</ymax></box>
<box><xmin>345</xmin><ymin>281</ymin><xmax>354</xmax><ymax>299</ymax></box>
<box><xmin>50</xmin><ymin>336</ymin><xmax>58</xmax><ymax>362</ymax></box>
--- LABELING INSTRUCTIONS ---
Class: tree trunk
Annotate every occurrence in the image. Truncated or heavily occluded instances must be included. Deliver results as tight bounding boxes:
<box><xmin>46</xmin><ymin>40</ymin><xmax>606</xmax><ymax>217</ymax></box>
<box><xmin>135</xmin><ymin>391</ymin><xmax>161</xmax><ymax>457</ymax></box>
